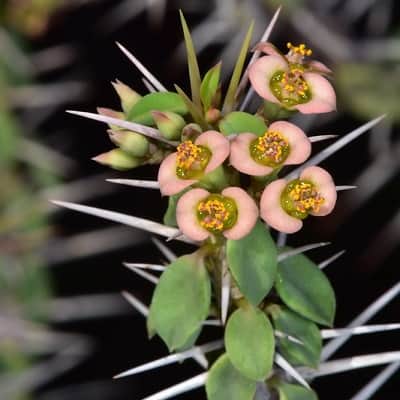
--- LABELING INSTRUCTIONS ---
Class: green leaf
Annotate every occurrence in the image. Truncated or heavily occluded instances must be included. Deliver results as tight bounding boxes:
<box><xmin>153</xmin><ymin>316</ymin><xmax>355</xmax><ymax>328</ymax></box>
<box><xmin>148</xmin><ymin>252</ymin><xmax>211</xmax><ymax>351</ymax></box>
<box><xmin>174</xmin><ymin>84</ymin><xmax>208</xmax><ymax>129</ymax></box>
<box><xmin>227</xmin><ymin>221</ymin><xmax>277</xmax><ymax>306</ymax></box>
<box><xmin>268</xmin><ymin>305</ymin><xmax>322</xmax><ymax>368</ymax></box>
<box><xmin>275</xmin><ymin>252</ymin><xmax>336</xmax><ymax>326</ymax></box>
<box><xmin>179</xmin><ymin>10</ymin><xmax>202</xmax><ymax>108</ymax></box>
<box><xmin>127</xmin><ymin>92</ymin><xmax>187</xmax><ymax>125</ymax></box>
<box><xmin>225</xmin><ymin>305</ymin><xmax>275</xmax><ymax>380</ymax></box>
<box><xmin>163</xmin><ymin>193</ymin><xmax>180</xmax><ymax>227</ymax></box>
<box><xmin>200</xmin><ymin>62</ymin><xmax>221</xmax><ymax>110</ymax></box>
<box><xmin>222</xmin><ymin>22</ymin><xmax>254</xmax><ymax>113</ymax></box>
<box><xmin>219</xmin><ymin>111</ymin><xmax>267</xmax><ymax>136</ymax></box>
<box><xmin>276</xmin><ymin>382</ymin><xmax>318</xmax><ymax>400</ymax></box>
<box><xmin>206</xmin><ymin>354</ymin><xmax>257</xmax><ymax>400</ymax></box>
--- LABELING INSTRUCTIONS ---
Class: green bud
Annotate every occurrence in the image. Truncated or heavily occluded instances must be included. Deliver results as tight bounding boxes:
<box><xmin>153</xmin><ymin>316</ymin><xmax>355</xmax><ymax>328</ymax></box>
<box><xmin>181</xmin><ymin>123</ymin><xmax>202</xmax><ymax>142</ymax></box>
<box><xmin>108</xmin><ymin>130</ymin><xmax>149</xmax><ymax>157</ymax></box>
<box><xmin>151</xmin><ymin>111</ymin><xmax>186</xmax><ymax>140</ymax></box>
<box><xmin>97</xmin><ymin>107</ymin><xmax>125</xmax><ymax>130</ymax></box>
<box><xmin>205</xmin><ymin>108</ymin><xmax>221</xmax><ymax>124</ymax></box>
<box><xmin>92</xmin><ymin>149</ymin><xmax>141</xmax><ymax>170</ymax></box>
<box><xmin>111</xmin><ymin>80</ymin><xmax>141</xmax><ymax>114</ymax></box>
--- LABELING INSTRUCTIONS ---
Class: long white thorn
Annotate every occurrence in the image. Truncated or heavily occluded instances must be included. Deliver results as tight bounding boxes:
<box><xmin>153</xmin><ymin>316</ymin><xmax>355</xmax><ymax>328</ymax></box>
<box><xmin>221</xmin><ymin>260</ymin><xmax>230</xmax><ymax>325</ymax></box>
<box><xmin>321</xmin><ymin>281</ymin><xmax>400</xmax><ymax>361</ymax></box>
<box><xmin>106</xmin><ymin>179</ymin><xmax>160</xmax><ymax>189</ymax></box>
<box><xmin>142</xmin><ymin>77</ymin><xmax>157</xmax><ymax>93</ymax></box>
<box><xmin>50</xmin><ymin>200</ymin><xmax>194</xmax><ymax>244</ymax></box>
<box><xmin>239</xmin><ymin>7</ymin><xmax>281</xmax><ymax>111</ymax></box>
<box><xmin>140</xmin><ymin>373</ymin><xmax>207</xmax><ymax>400</ymax></box>
<box><xmin>275</xmin><ymin>353</ymin><xmax>311</xmax><ymax>389</ymax></box>
<box><xmin>307</xmin><ymin>351</ymin><xmax>400</xmax><ymax>379</ymax></box>
<box><xmin>309</xmin><ymin>134</ymin><xmax>338</xmax><ymax>143</ymax></box>
<box><xmin>113</xmin><ymin>340</ymin><xmax>223</xmax><ymax>379</ymax></box>
<box><xmin>336</xmin><ymin>185</ymin><xmax>357</xmax><ymax>191</ymax></box>
<box><xmin>66</xmin><ymin>110</ymin><xmax>178</xmax><ymax>146</ymax></box>
<box><xmin>116</xmin><ymin>42</ymin><xmax>167</xmax><ymax>92</ymax></box>
<box><xmin>121</xmin><ymin>291</ymin><xmax>148</xmax><ymax>316</ymax></box>
<box><xmin>166</xmin><ymin>230</ymin><xmax>184</xmax><ymax>242</ymax></box>
<box><xmin>123</xmin><ymin>263</ymin><xmax>165</xmax><ymax>272</ymax></box>
<box><xmin>321</xmin><ymin>323</ymin><xmax>400</xmax><ymax>339</ymax></box>
<box><xmin>275</xmin><ymin>330</ymin><xmax>304</xmax><ymax>346</ymax></box>
<box><xmin>319</xmin><ymin>250</ymin><xmax>346</xmax><ymax>269</ymax></box>
<box><xmin>152</xmin><ymin>238</ymin><xmax>177</xmax><ymax>262</ymax></box>
<box><xmin>278</xmin><ymin>242</ymin><xmax>330</xmax><ymax>262</ymax></box>
<box><xmin>350</xmin><ymin>361</ymin><xmax>400</xmax><ymax>400</ymax></box>
<box><xmin>285</xmin><ymin>115</ymin><xmax>386</xmax><ymax>180</ymax></box>
<box><xmin>202</xmin><ymin>319</ymin><xmax>222</xmax><ymax>327</ymax></box>
<box><xmin>124</xmin><ymin>265</ymin><xmax>159</xmax><ymax>284</ymax></box>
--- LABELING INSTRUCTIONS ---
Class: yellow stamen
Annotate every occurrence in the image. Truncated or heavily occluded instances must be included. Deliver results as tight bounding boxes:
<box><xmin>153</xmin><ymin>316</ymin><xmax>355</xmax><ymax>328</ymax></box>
<box><xmin>286</xmin><ymin>42</ymin><xmax>313</xmax><ymax>57</ymax></box>
<box><xmin>253</xmin><ymin>131</ymin><xmax>289</xmax><ymax>164</ymax></box>
<box><xmin>197</xmin><ymin>199</ymin><xmax>230</xmax><ymax>231</ymax></box>
<box><xmin>176</xmin><ymin>140</ymin><xmax>201</xmax><ymax>170</ymax></box>
<box><xmin>288</xmin><ymin>181</ymin><xmax>324</xmax><ymax>213</ymax></box>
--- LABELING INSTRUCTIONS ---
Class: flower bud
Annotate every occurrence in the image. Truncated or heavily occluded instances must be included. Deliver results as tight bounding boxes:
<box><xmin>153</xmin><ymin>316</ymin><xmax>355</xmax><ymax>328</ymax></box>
<box><xmin>151</xmin><ymin>111</ymin><xmax>185</xmax><ymax>140</ymax></box>
<box><xmin>111</xmin><ymin>80</ymin><xmax>141</xmax><ymax>114</ymax></box>
<box><xmin>181</xmin><ymin>123</ymin><xmax>202</xmax><ymax>142</ymax></box>
<box><xmin>108</xmin><ymin>130</ymin><xmax>149</xmax><ymax>157</ymax></box>
<box><xmin>205</xmin><ymin>108</ymin><xmax>221</xmax><ymax>124</ymax></box>
<box><xmin>92</xmin><ymin>149</ymin><xmax>141</xmax><ymax>170</ymax></box>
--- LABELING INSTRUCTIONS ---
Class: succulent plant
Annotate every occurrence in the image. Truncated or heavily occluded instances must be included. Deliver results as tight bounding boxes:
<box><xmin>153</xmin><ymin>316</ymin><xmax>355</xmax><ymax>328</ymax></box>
<box><xmin>52</xmin><ymin>7</ymin><xmax>399</xmax><ymax>400</ymax></box>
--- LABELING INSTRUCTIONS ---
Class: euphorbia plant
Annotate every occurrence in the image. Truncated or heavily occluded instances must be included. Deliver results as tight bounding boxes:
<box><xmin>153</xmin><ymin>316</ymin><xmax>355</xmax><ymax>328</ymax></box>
<box><xmin>54</xmin><ymin>9</ymin><xmax>391</xmax><ymax>400</ymax></box>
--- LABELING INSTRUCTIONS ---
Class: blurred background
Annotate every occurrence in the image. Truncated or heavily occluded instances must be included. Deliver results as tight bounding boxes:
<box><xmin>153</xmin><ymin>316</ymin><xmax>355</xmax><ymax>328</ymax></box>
<box><xmin>0</xmin><ymin>0</ymin><xmax>399</xmax><ymax>399</ymax></box>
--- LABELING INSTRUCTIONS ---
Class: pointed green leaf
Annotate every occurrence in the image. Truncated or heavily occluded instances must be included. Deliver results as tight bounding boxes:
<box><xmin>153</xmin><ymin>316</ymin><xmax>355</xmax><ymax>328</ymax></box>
<box><xmin>225</xmin><ymin>305</ymin><xmax>275</xmax><ymax>380</ymax></box>
<box><xmin>163</xmin><ymin>193</ymin><xmax>181</xmax><ymax>227</ymax></box>
<box><xmin>275</xmin><ymin>252</ymin><xmax>336</xmax><ymax>327</ymax></box>
<box><xmin>222</xmin><ymin>22</ymin><xmax>254</xmax><ymax>113</ymax></box>
<box><xmin>276</xmin><ymin>382</ymin><xmax>318</xmax><ymax>400</ymax></box>
<box><xmin>268</xmin><ymin>305</ymin><xmax>322</xmax><ymax>368</ymax></box>
<box><xmin>148</xmin><ymin>253</ymin><xmax>211</xmax><ymax>351</ymax></box>
<box><xmin>127</xmin><ymin>92</ymin><xmax>187</xmax><ymax>125</ymax></box>
<box><xmin>174</xmin><ymin>85</ymin><xmax>208</xmax><ymax>129</ymax></box>
<box><xmin>227</xmin><ymin>221</ymin><xmax>277</xmax><ymax>306</ymax></box>
<box><xmin>200</xmin><ymin>62</ymin><xmax>221</xmax><ymax>110</ymax></box>
<box><xmin>219</xmin><ymin>111</ymin><xmax>267</xmax><ymax>136</ymax></box>
<box><xmin>179</xmin><ymin>10</ymin><xmax>202</xmax><ymax>108</ymax></box>
<box><xmin>206</xmin><ymin>354</ymin><xmax>257</xmax><ymax>400</ymax></box>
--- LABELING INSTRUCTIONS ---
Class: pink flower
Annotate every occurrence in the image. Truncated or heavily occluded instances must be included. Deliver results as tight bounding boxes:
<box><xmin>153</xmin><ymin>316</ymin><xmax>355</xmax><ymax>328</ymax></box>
<box><xmin>249</xmin><ymin>42</ymin><xmax>336</xmax><ymax>114</ymax></box>
<box><xmin>260</xmin><ymin>166</ymin><xmax>337</xmax><ymax>233</ymax></box>
<box><xmin>158</xmin><ymin>130</ymin><xmax>230</xmax><ymax>196</ymax></box>
<box><xmin>229</xmin><ymin>121</ymin><xmax>311</xmax><ymax>176</ymax></box>
<box><xmin>176</xmin><ymin>187</ymin><xmax>258</xmax><ymax>241</ymax></box>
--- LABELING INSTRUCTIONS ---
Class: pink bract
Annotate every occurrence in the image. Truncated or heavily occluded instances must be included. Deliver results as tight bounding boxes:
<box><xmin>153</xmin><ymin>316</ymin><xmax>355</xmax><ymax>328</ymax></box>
<box><xmin>176</xmin><ymin>188</ymin><xmax>211</xmax><ymax>241</ymax></box>
<box><xmin>260</xmin><ymin>179</ymin><xmax>303</xmax><ymax>234</ymax></box>
<box><xmin>157</xmin><ymin>130</ymin><xmax>230</xmax><ymax>196</ymax></box>
<box><xmin>300</xmin><ymin>166</ymin><xmax>337</xmax><ymax>216</ymax></box>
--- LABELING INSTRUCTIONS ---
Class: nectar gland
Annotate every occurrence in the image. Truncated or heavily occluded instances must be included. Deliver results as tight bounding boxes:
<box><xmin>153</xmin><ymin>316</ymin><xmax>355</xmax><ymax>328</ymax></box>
<box><xmin>197</xmin><ymin>194</ymin><xmax>238</xmax><ymax>234</ymax></box>
<box><xmin>176</xmin><ymin>140</ymin><xmax>211</xmax><ymax>179</ymax></box>
<box><xmin>281</xmin><ymin>179</ymin><xmax>325</xmax><ymax>219</ymax></box>
<box><xmin>250</xmin><ymin>130</ymin><xmax>290</xmax><ymax>168</ymax></box>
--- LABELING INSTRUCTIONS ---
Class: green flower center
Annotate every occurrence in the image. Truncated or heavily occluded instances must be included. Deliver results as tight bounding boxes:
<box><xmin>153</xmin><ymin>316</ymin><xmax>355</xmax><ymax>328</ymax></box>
<box><xmin>250</xmin><ymin>131</ymin><xmax>290</xmax><ymax>168</ymax></box>
<box><xmin>269</xmin><ymin>65</ymin><xmax>312</xmax><ymax>108</ymax></box>
<box><xmin>176</xmin><ymin>140</ymin><xmax>211</xmax><ymax>179</ymax></box>
<box><xmin>197</xmin><ymin>194</ymin><xmax>238</xmax><ymax>233</ymax></box>
<box><xmin>281</xmin><ymin>179</ymin><xmax>325</xmax><ymax>219</ymax></box>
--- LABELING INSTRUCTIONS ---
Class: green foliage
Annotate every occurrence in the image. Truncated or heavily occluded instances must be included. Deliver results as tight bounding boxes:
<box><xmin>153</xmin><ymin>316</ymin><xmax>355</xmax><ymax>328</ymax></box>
<box><xmin>127</xmin><ymin>92</ymin><xmax>187</xmax><ymax>125</ymax></box>
<box><xmin>200</xmin><ymin>63</ymin><xmax>221</xmax><ymax>110</ymax></box>
<box><xmin>179</xmin><ymin>10</ymin><xmax>202</xmax><ymax>108</ymax></box>
<box><xmin>222</xmin><ymin>22</ymin><xmax>254</xmax><ymax>113</ymax></box>
<box><xmin>227</xmin><ymin>221</ymin><xmax>277</xmax><ymax>306</ymax></box>
<box><xmin>148</xmin><ymin>253</ymin><xmax>211</xmax><ymax>351</ymax></box>
<box><xmin>206</xmin><ymin>354</ymin><xmax>257</xmax><ymax>400</ymax></box>
<box><xmin>275</xmin><ymin>252</ymin><xmax>336</xmax><ymax>326</ymax></box>
<box><xmin>219</xmin><ymin>111</ymin><xmax>267</xmax><ymax>136</ymax></box>
<box><xmin>225</xmin><ymin>305</ymin><xmax>275</xmax><ymax>380</ymax></box>
<box><xmin>268</xmin><ymin>305</ymin><xmax>322</xmax><ymax>368</ymax></box>
<box><xmin>275</xmin><ymin>382</ymin><xmax>318</xmax><ymax>400</ymax></box>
